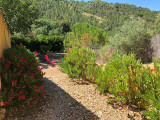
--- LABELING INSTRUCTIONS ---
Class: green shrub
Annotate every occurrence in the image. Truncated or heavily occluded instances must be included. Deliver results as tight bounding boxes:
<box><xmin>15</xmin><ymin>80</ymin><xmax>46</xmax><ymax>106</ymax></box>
<box><xmin>95</xmin><ymin>51</ymin><xmax>160</xmax><ymax>119</ymax></box>
<box><xmin>0</xmin><ymin>46</ymin><xmax>45</xmax><ymax>107</ymax></box>
<box><xmin>11</xmin><ymin>37</ymin><xmax>32</xmax><ymax>48</ymax></box>
<box><xmin>40</xmin><ymin>45</ymin><xmax>52</xmax><ymax>54</ymax></box>
<box><xmin>35</xmin><ymin>35</ymin><xmax>64</xmax><ymax>52</ymax></box>
<box><xmin>59</xmin><ymin>46</ymin><xmax>101</xmax><ymax>82</ymax></box>
<box><xmin>143</xmin><ymin>59</ymin><xmax>160</xmax><ymax>119</ymax></box>
<box><xmin>11</xmin><ymin>35</ymin><xmax>64</xmax><ymax>53</ymax></box>
<box><xmin>63</xmin><ymin>23</ymin><xmax>108</xmax><ymax>52</ymax></box>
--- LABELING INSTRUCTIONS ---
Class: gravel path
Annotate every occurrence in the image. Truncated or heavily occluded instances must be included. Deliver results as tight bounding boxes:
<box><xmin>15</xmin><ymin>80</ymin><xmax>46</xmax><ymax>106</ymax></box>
<box><xmin>4</xmin><ymin>53</ymin><xmax>144</xmax><ymax>120</ymax></box>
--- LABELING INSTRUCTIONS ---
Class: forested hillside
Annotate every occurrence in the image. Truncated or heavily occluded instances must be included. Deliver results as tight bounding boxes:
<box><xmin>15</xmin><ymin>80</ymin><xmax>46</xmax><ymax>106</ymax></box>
<box><xmin>35</xmin><ymin>0</ymin><xmax>159</xmax><ymax>32</ymax></box>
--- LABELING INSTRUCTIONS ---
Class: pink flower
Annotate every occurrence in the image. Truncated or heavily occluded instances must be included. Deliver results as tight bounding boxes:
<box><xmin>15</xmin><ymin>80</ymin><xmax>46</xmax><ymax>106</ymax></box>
<box><xmin>41</xmin><ymin>94</ymin><xmax>44</xmax><ymax>96</ymax></box>
<box><xmin>110</xmin><ymin>49</ymin><xmax>113</xmax><ymax>52</ymax></box>
<box><xmin>121</xmin><ymin>102</ymin><xmax>125</xmax><ymax>107</ymax></box>
<box><xmin>11</xmin><ymin>89</ymin><xmax>14</xmax><ymax>91</ymax></box>
<box><xmin>32</xmin><ymin>85</ymin><xmax>37</xmax><ymax>89</ymax></box>
<box><xmin>12</xmin><ymin>80</ymin><xmax>18</xmax><ymax>85</ymax></box>
<box><xmin>19</xmin><ymin>95</ymin><xmax>25</xmax><ymax>100</ymax></box>
<box><xmin>8</xmin><ymin>61</ymin><xmax>11</xmax><ymax>65</ymax></box>
<box><xmin>19</xmin><ymin>91</ymin><xmax>23</xmax><ymax>94</ymax></box>
<box><xmin>9</xmin><ymin>97</ymin><xmax>13</xmax><ymax>102</ymax></box>
<box><xmin>40</xmin><ymin>86</ymin><xmax>46</xmax><ymax>93</ymax></box>
<box><xmin>6</xmin><ymin>61</ymin><xmax>11</xmax><ymax>67</ymax></box>
<box><xmin>16</xmin><ymin>87</ymin><xmax>21</xmax><ymax>89</ymax></box>
<box><xmin>91</xmin><ymin>49</ymin><xmax>97</xmax><ymax>51</ymax></box>
<box><xmin>23</xmin><ymin>74</ymin><xmax>27</xmax><ymax>77</ymax></box>
<box><xmin>3</xmin><ymin>101</ymin><xmax>7</xmax><ymax>106</ymax></box>
<box><xmin>30</xmin><ymin>73</ymin><xmax>35</xmax><ymax>78</ymax></box>
<box><xmin>24</xmin><ymin>79</ymin><xmax>28</xmax><ymax>82</ymax></box>
<box><xmin>106</xmin><ymin>53</ymin><xmax>110</xmax><ymax>57</ymax></box>
<box><xmin>10</xmin><ymin>89</ymin><xmax>14</xmax><ymax>94</ymax></box>
<box><xmin>36</xmin><ymin>96</ymin><xmax>39</xmax><ymax>100</ymax></box>
<box><xmin>35</xmin><ymin>89</ymin><xmax>39</xmax><ymax>93</ymax></box>
<box><xmin>151</xmin><ymin>69</ymin><xmax>156</xmax><ymax>72</ymax></box>
<box><xmin>40</xmin><ymin>86</ymin><xmax>43</xmax><ymax>90</ymax></box>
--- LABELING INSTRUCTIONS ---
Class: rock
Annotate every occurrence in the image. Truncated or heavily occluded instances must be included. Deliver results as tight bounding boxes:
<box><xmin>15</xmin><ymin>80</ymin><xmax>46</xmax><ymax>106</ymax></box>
<box><xmin>128</xmin><ymin>111</ymin><xmax>134</xmax><ymax>119</ymax></box>
<box><xmin>0</xmin><ymin>108</ymin><xmax>6</xmax><ymax>120</ymax></box>
<box><xmin>97</xmin><ymin>111</ymin><xmax>102</xmax><ymax>116</ymax></box>
<box><xmin>92</xmin><ymin>110</ymin><xmax>96</xmax><ymax>113</ymax></box>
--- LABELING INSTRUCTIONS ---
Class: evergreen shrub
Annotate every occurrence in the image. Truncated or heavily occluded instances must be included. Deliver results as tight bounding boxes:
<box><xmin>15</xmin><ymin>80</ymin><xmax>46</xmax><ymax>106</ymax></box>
<box><xmin>95</xmin><ymin>51</ymin><xmax>160</xmax><ymax>119</ymax></box>
<box><xmin>11</xmin><ymin>35</ymin><xmax>64</xmax><ymax>53</ymax></box>
<box><xmin>59</xmin><ymin>46</ymin><xmax>101</xmax><ymax>82</ymax></box>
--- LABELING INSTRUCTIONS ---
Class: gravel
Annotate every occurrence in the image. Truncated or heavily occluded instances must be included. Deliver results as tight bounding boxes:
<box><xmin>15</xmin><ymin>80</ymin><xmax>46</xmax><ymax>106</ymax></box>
<box><xmin>4</xmin><ymin>54</ymin><xmax>144</xmax><ymax>120</ymax></box>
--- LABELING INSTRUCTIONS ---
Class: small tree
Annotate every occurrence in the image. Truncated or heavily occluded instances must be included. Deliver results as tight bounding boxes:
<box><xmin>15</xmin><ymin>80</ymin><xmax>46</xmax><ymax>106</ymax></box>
<box><xmin>105</xmin><ymin>20</ymin><xmax>153</xmax><ymax>63</ymax></box>
<box><xmin>64</xmin><ymin>23</ymin><xmax>108</xmax><ymax>51</ymax></box>
<box><xmin>0</xmin><ymin>0</ymin><xmax>39</xmax><ymax>34</ymax></box>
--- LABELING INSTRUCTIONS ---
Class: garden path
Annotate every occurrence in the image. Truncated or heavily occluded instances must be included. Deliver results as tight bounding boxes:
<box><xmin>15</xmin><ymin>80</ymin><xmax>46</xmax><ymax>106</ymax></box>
<box><xmin>4</xmin><ymin>53</ymin><xmax>143</xmax><ymax>120</ymax></box>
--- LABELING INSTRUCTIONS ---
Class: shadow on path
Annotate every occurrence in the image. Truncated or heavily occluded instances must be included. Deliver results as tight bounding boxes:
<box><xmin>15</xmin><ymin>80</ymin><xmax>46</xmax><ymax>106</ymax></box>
<box><xmin>4</xmin><ymin>77</ymin><xmax>99</xmax><ymax>120</ymax></box>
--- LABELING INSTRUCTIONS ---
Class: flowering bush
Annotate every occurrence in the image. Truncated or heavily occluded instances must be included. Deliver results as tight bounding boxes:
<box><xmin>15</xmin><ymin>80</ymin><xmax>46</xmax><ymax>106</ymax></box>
<box><xmin>95</xmin><ymin>51</ymin><xmax>160</xmax><ymax>119</ymax></box>
<box><xmin>59</xmin><ymin>46</ymin><xmax>101</xmax><ymax>82</ymax></box>
<box><xmin>0</xmin><ymin>46</ymin><xmax>45</xmax><ymax>107</ymax></box>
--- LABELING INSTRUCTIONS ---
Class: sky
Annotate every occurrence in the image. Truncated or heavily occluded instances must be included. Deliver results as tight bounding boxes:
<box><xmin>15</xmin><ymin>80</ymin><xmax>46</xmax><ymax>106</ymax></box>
<box><xmin>83</xmin><ymin>0</ymin><xmax>160</xmax><ymax>11</ymax></box>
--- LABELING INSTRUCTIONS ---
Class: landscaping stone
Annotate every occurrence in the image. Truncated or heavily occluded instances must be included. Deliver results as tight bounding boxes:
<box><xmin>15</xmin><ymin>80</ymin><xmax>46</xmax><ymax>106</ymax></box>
<box><xmin>0</xmin><ymin>108</ymin><xmax>6</xmax><ymax>120</ymax></box>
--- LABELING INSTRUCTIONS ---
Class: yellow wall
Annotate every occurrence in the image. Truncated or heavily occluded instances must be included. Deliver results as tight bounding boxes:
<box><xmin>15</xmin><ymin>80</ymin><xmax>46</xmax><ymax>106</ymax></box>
<box><xmin>0</xmin><ymin>10</ymin><xmax>11</xmax><ymax>58</ymax></box>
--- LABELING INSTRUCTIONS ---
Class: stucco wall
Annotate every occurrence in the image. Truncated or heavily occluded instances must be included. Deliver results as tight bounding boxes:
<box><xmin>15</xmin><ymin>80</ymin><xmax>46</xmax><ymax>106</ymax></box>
<box><xmin>151</xmin><ymin>34</ymin><xmax>160</xmax><ymax>60</ymax></box>
<box><xmin>0</xmin><ymin>10</ymin><xmax>11</xmax><ymax>58</ymax></box>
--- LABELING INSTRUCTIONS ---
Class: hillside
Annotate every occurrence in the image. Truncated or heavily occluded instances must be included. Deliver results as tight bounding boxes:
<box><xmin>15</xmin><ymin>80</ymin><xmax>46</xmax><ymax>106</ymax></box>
<box><xmin>35</xmin><ymin>0</ymin><xmax>159</xmax><ymax>32</ymax></box>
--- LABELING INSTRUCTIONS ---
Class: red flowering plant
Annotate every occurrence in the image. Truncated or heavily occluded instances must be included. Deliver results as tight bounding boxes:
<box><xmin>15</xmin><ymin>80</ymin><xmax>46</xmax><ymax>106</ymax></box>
<box><xmin>0</xmin><ymin>46</ymin><xmax>45</xmax><ymax>107</ymax></box>
<box><xmin>105</xmin><ymin>49</ymin><xmax>113</xmax><ymax>61</ymax></box>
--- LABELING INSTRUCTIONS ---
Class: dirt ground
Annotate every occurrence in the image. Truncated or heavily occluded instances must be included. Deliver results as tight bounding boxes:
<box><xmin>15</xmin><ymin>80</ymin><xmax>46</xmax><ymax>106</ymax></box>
<box><xmin>4</xmin><ymin>53</ymin><xmax>144</xmax><ymax>120</ymax></box>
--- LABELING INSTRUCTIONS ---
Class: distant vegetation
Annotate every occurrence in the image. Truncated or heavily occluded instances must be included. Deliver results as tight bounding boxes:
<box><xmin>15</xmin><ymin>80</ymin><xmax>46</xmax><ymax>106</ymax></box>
<box><xmin>1</xmin><ymin>0</ymin><xmax>160</xmax><ymax>57</ymax></box>
<box><xmin>35</xmin><ymin>0</ymin><xmax>159</xmax><ymax>34</ymax></box>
